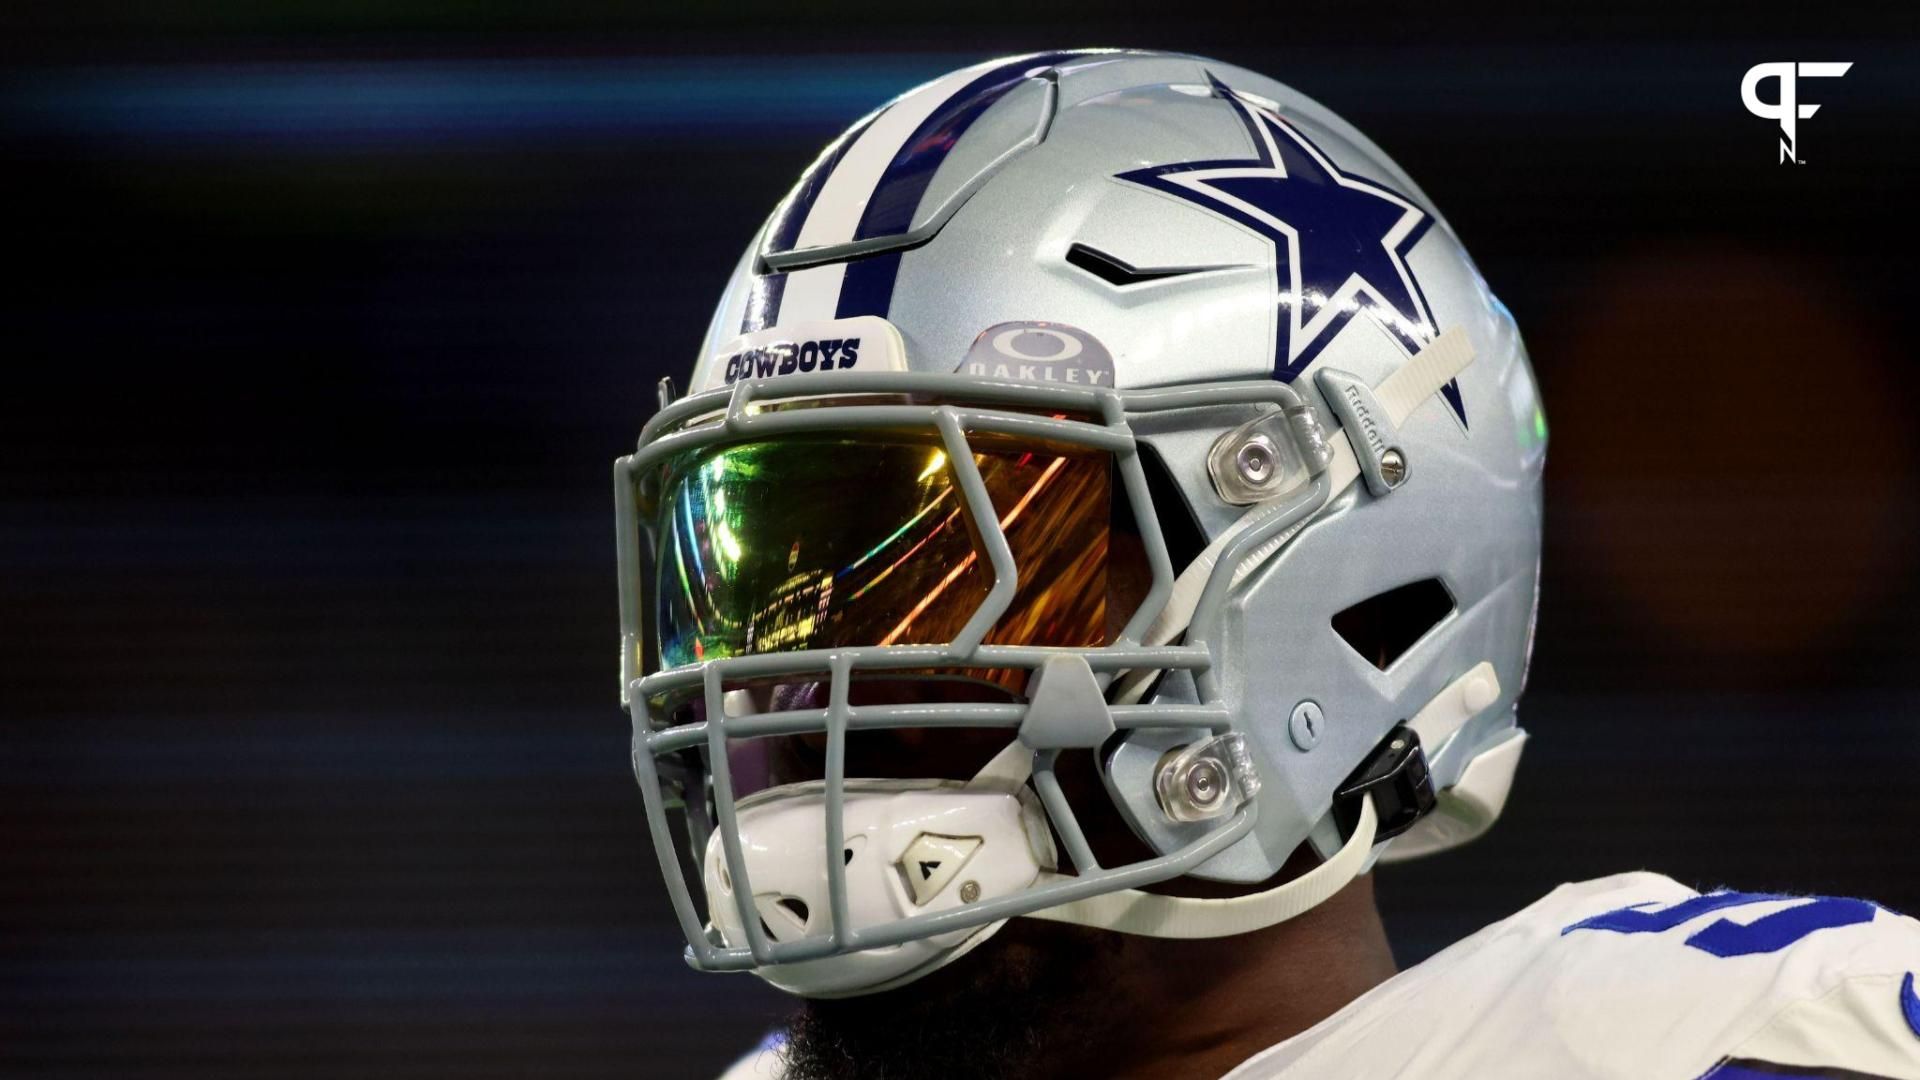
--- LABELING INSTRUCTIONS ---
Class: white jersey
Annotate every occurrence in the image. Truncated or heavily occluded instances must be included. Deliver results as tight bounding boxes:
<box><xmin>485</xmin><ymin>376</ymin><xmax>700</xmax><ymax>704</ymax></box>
<box><xmin>722</xmin><ymin>873</ymin><xmax>1920</xmax><ymax>1080</ymax></box>
<box><xmin>1227</xmin><ymin>873</ymin><xmax>1920</xmax><ymax>1080</ymax></box>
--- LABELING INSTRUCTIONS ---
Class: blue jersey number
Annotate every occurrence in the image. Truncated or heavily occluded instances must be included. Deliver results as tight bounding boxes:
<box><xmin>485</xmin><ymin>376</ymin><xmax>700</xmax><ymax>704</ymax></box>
<box><xmin>1564</xmin><ymin>890</ymin><xmax>1877</xmax><ymax>958</ymax></box>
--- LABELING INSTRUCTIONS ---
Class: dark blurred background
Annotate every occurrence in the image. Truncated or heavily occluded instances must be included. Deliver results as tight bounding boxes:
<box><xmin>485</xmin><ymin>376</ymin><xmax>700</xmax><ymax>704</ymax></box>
<box><xmin>4</xmin><ymin>3</ymin><xmax>1917</xmax><ymax>1077</ymax></box>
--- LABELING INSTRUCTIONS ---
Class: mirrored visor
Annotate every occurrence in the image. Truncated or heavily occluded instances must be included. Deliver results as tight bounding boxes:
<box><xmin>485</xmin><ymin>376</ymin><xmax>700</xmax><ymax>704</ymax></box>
<box><xmin>647</xmin><ymin>431</ymin><xmax>1125</xmax><ymax>678</ymax></box>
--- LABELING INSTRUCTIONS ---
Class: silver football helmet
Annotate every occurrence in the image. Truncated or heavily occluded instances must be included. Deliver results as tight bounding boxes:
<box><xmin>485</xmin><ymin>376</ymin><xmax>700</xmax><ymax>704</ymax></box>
<box><xmin>615</xmin><ymin>49</ymin><xmax>1546</xmax><ymax>998</ymax></box>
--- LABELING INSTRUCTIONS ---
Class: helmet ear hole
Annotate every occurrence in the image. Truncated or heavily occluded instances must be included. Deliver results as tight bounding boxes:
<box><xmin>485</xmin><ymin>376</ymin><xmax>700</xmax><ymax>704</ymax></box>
<box><xmin>1331</xmin><ymin>578</ymin><xmax>1456</xmax><ymax>671</ymax></box>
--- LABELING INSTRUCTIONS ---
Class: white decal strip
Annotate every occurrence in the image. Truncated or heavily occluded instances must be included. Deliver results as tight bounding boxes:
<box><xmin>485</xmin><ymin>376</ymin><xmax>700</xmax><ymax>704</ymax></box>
<box><xmin>775</xmin><ymin>264</ymin><xmax>849</xmax><ymax>323</ymax></box>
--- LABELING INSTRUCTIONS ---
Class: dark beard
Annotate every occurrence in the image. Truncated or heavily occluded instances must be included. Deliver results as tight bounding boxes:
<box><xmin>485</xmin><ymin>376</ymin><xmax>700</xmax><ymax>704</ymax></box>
<box><xmin>778</xmin><ymin>920</ymin><xmax>1132</xmax><ymax>1080</ymax></box>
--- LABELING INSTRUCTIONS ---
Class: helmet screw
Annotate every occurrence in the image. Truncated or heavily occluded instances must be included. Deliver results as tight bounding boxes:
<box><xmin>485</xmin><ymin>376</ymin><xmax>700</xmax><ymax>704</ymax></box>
<box><xmin>1379</xmin><ymin>449</ymin><xmax>1408</xmax><ymax>488</ymax></box>
<box><xmin>1235</xmin><ymin>437</ymin><xmax>1276</xmax><ymax>485</ymax></box>
<box><xmin>1184</xmin><ymin>759</ymin><xmax>1226</xmax><ymax>808</ymax></box>
<box><xmin>959</xmin><ymin>880</ymin><xmax>981</xmax><ymax>903</ymax></box>
<box><xmin>1289</xmin><ymin>700</ymin><xmax>1324</xmax><ymax>750</ymax></box>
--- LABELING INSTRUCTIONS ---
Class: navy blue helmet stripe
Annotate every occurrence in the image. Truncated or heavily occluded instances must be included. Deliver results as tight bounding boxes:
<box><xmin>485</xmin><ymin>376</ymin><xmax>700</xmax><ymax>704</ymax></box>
<box><xmin>739</xmin><ymin>269</ymin><xmax>788</xmax><ymax>334</ymax></box>
<box><xmin>851</xmin><ymin>50</ymin><xmax>1091</xmax><ymax>243</ymax></box>
<box><xmin>833</xmin><ymin>252</ymin><xmax>902</xmax><ymax>320</ymax></box>
<box><xmin>824</xmin><ymin>50</ymin><xmax>1091</xmax><ymax>322</ymax></box>
<box><xmin>747</xmin><ymin>52</ymin><xmax>1095</xmax><ymax>330</ymax></box>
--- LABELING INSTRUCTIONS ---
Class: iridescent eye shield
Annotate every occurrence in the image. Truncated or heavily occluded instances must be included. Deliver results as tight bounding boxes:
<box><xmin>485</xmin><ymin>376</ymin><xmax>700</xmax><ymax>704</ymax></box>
<box><xmin>649</xmin><ymin>432</ymin><xmax>1115</xmax><ymax>685</ymax></box>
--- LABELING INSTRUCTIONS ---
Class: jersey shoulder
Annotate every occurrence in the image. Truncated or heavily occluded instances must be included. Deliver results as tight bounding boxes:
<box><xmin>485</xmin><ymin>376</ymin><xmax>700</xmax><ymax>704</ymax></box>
<box><xmin>716</xmin><ymin>1031</ymin><xmax>786</xmax><ymax>1080</ymax></box>
<box><xmin>1227</xmin><ymin>872</ymin><xmax>1920</xmax><ymax>1080</ymax></box>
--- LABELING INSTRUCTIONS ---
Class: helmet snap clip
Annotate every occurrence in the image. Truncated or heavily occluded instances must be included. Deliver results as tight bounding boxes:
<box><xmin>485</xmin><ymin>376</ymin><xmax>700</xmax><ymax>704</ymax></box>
<box><xmin>1207</xmin><ymin>408</ymin><xmax>1327</xmax><ymax>505</ymax></box>
<box><xmin>1154</xmin><ymin>733</ymin><xmax>1261</xmax><ymax>823</ymax></box>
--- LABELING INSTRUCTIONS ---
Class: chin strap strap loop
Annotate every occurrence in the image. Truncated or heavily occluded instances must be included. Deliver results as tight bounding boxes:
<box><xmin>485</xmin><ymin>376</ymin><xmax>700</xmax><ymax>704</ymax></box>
<box><xmin>1018</xmin><ymin>795</ymin><xmax>1378</xmax><ymax>938</ymax></box>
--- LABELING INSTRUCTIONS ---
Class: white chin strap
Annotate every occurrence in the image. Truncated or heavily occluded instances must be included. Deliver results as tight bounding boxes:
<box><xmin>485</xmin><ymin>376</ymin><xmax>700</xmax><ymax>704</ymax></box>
<box><xmin>1023</xmin><ymin>793</ymin><xmax>1378</xmax><ymax>938</ymax></box>
<box><xmin>924</xmin><ymin>742</ymin><xmax>1384</xmax><ymax>941</ymax></box>
<box><xmin>705</xmin><ymin>739</ymin><xmax>1381</xmax><ymax>997</ymax></box>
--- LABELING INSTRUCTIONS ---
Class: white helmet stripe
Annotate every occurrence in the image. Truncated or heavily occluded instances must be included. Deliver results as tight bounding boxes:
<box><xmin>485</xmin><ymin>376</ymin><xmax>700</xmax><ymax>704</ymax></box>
<box><xmin>773</xmin><ymin>263</ymin><xmax>848</xmax><ymax>324</ymax></box>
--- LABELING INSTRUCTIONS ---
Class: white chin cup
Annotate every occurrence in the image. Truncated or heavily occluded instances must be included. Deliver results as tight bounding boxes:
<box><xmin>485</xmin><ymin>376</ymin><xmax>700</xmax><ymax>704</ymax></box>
<box><xmin>702</xmin><ymin>780</ymin><xmax>1056</xmax><ymax>998</ymax></box>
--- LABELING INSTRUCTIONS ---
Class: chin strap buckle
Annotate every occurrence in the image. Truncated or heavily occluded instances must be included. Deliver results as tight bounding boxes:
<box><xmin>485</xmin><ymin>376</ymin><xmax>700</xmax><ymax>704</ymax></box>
<box><xmin>1333</xmin><ymin>724</ymin><xmax>1436</xmax><ymax>841</ymax></box>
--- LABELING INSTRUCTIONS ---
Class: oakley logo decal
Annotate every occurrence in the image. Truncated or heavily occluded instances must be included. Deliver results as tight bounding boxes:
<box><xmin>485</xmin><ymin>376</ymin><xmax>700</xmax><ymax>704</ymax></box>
<box><xmin>960</xmin><ymin>320</ymin><xmax>1115</xmax><ymax>386</ymax></box>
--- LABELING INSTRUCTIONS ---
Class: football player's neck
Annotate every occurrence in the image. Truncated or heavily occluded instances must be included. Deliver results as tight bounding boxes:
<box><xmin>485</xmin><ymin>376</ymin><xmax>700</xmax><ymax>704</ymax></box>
<box><xmin>1088</xmin><ymin>873</ymin><xmax>1397</xmax><ymax>1080</ymax></box>
<box><xmin>780</xmin><ymin>875</ymin><xmax>1396</xmax><ymax>1080</ymax></box>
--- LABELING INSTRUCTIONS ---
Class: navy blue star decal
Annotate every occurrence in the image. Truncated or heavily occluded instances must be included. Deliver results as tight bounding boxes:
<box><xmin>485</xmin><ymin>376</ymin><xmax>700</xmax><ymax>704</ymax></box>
<box><xmin>1119</xmin><ymin>76</ymin><xmax>1464</xmax><ymax>423</ymax></box>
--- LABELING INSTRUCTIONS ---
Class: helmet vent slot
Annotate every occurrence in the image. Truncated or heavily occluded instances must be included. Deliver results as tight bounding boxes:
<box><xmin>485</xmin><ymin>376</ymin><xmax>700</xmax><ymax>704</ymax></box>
<box><xmin>1331</xmin><ymin>578</ymin><xmax>1456</xmax><ymax>671</ymax></box>
<box><xmin>1066</xmin><ymin>243</ymin><xmax>1216</xmax><ymax>287</ymax></box>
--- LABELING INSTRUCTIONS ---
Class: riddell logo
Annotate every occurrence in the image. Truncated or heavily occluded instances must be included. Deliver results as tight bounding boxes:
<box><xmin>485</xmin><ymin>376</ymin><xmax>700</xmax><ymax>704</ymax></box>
<box><xmin>1741</xmin><ymin>62</ymin><xmax>1852</xmax><ymax>163</ymax></box>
